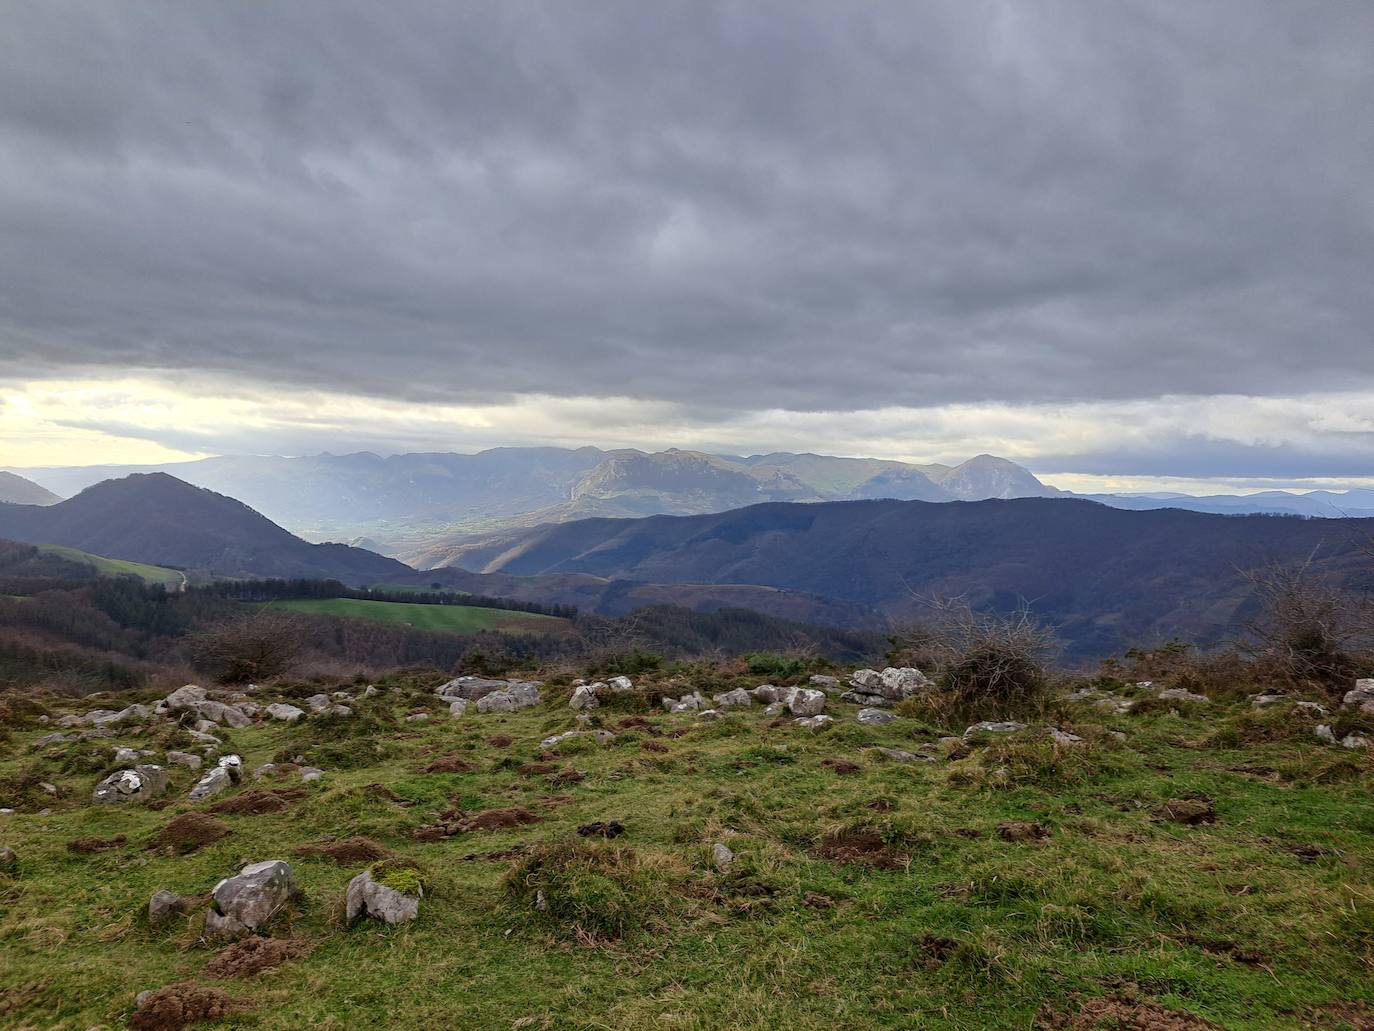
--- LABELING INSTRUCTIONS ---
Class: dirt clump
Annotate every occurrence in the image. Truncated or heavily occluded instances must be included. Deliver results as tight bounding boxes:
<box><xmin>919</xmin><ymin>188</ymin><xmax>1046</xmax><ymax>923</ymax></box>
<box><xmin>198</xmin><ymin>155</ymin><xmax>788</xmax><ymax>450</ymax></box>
<box><xmin>617</xmin><ymin>715</ymin><xmax>659</xmax><ymax>733</ymax></box>
<box><xmin>66</xmin><ymin>834</ymin><xmax>127</xmax><ymax>854</ymax></box>
<box><xmin>1037</xmin><ymin>993</ymin><xmax>1222</xmax><ymax>1029</ymax></box>
<box><xmin>997</xmin><ymin>820</ymin><xmax>1050</xmax><ymax>842</ymax></box>
<box><xmin>518</xmin><ymin>762</ymin><xmax>556</xmax><ymax>776</ymax></box>
<box><xmin>294</xmin><ymin>836</ymin><xmax>389</xmax><ymax>864</ymax></box>
<box><xmin>547</xmin><ymin>768</ymin><xmax>585</xmax><ymax>786</ymax></box>
<box><xmin>129</xmin><ymin>982</ymin><xmax>247</xmax><ymax>1031</ymax></box>
<box><xmin>421</xmin><ymin>755</ymin><xmax>477</xmax><ymax>774</ymax></box>
<box><xmin>814</xmin><ymin>828</ymin><xmax>907</xmax><ymax>869</ymax></box>
<box><xmin>1153</xmin><ymin>798</ymin><xmax>1217</xmax><ymax>825</ymax></box>
<box><xmin>153</xmin><ymin>813</ymin><xmax>231</xmax><ymax>854</ymax></box>
<box><xmin>822</xmin><ymin>758</ymin><xmax>861</xmax><ymax>775</ymax></box>
<box><xmin>641</xmin><ymin>739</ymin><xmax>670</xmax><ymax>753</ymax></box>
<box><xmin>487</xmin><ymin>734</ymin><xmax>514</xmax><ymax>748</ymax></box>
<box><xmin>576</xmin><ymin>820</ymin><xmax>626</xmax><ymax>839</ymax></box>
<box><xmin>207</xmin><ymin>788</ymin><xmax>306</xmax><ymax>816</ymax></box>
<box><xmin>416</xmin><ymin>805</ymin><xmax>542</xmax><ymax>839</ymax></box>
<box><xmin>204</xmin><ymin>936</ymin><xmax>311</xmax><ymax>980</ymax></box>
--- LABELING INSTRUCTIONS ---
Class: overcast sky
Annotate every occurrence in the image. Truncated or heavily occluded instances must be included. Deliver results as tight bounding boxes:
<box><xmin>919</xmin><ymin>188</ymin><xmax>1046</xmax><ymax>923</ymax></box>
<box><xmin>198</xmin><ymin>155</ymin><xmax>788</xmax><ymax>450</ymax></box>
<box><xmin>1</xmin><ymin>2</ymin><xmax>1371</xmax><ymax>492</ymax></box>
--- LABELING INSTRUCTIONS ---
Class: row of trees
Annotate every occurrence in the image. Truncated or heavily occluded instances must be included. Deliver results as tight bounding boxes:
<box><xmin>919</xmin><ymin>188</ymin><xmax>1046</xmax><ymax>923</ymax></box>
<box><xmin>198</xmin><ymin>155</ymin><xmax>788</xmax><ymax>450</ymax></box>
<box><xmin>198</xmin><ymin>577</ymin><xmax>578</xmax><ymax>619</ymax></box>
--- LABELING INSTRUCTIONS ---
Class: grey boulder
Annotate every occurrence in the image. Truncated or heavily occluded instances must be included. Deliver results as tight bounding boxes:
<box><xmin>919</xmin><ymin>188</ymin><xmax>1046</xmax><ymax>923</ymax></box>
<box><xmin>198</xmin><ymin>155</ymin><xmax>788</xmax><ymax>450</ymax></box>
<box><xmin>787</xmin><ymin>689</ymin><xmax>826</xmax><ymax>717</ymax></box>
<box><xmin>475</xmin><ymin>682</ymin><xmax>541</xmax><ymax>713</ymax></box>
<box><xmin>93</xmin><ymin>765</ymin><xmax>168</xmax><ymax>805</ymax></box>
<box><xmin>345</xmin><ymin>869</ymin><xmax>420</xmax><ymax>926</ymax></box>
<box><xmin>266</xmin><ymin>703</ymin><xmax>305</xmax><ymax>722</ymax></box>
<box><xmin>204</xmin><ymin>860</ymin><xmax>297</xmax><ymax>938</ymax></box>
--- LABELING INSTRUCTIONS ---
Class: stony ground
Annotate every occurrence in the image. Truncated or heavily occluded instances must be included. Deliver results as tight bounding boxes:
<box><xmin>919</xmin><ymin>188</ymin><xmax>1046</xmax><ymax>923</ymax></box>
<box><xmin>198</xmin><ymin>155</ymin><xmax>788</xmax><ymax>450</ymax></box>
<box><xmin>2</xmin><ymin>667</ymin><xmax>1373</xmax><ymax>1030</ymax></box>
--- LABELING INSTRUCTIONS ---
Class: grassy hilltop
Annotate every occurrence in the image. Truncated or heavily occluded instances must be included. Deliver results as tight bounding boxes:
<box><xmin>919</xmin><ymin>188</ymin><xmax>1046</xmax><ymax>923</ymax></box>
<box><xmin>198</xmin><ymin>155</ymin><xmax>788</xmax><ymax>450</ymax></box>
<box><xmin>2</xmin><ymin>665</ymin><xmax>1373</xmax><ymax>1030</ymax></box>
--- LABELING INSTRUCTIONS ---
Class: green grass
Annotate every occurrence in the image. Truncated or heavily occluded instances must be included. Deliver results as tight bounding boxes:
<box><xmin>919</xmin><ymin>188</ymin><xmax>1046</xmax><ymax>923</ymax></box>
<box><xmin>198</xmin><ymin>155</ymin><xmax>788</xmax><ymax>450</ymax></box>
<box><xmin>1</xmin><ymin>679</ymin><xmax>1372</xmax><ymax>1029</ymax></box>
<box><xmin>37</xmin><ymin>543</ymin><xmax>185</xmax><ymax>590</ymax></box>
<box><xmin>260</xmin><ymin>596</ymin><xmax>566</xmax><ymax>634</ymax></box>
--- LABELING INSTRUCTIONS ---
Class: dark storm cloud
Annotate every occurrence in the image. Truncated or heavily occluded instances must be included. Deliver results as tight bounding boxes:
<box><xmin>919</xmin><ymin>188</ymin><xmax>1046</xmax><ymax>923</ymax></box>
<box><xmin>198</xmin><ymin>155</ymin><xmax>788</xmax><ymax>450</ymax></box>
<box><xmin>0</xmin><ymin>0</ymin><xmax>1371</xmax><ymax>413</ymax></box>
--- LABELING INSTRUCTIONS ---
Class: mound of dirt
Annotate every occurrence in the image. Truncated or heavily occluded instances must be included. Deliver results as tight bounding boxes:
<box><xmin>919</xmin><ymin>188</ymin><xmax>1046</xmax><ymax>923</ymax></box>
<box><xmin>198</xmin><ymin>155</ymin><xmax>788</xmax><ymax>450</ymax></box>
<box><xmin>129</xmin><ymin>982</ymin><xmax>247</xmax><ymax>1031</ymax></box>
<box><xmin>576</xmin><ymin>820</ymin><xmax>626</xmax><ymax>838</ymax></box>
<box><xmin>814</xmin><ymin>828</ymin><xmax>908</xmax><ymax>869</ymax></box>
<box><xmin>640</xmin><ymin>739</ymin><xmax>670</xmax><ymax>753</ymax></box>
<box><xmin>487</xmin><ymin>735</ymin><xmax>514</xmax><ymax>748</ymax></box>
<box><xmin>203</xmin><ymin>936</ymin><xmax>311</xmax><ymax>980</ymax></box>
<box><xmin>617</xmin><ymin>715</ymin><xmax>659</xmax><ymax>733</ymax></box>
<box><xmin>1152</xmin><ymin>798</ymin><xmax>1217</xmax><ymax>825</ymax></box>
<box><xmin>547</xmin><ymin>768</ymin><xmax>585</xmax><ymax>786</ymax></box>
<box><xmin>997</xmin><ymin>821</ymin><xmax>1050</xmax><ymax>842</ymax></box>
<box><xmin>421</xmin><ymin>755</ymin><xmax>477</xmax><ymax>774</ymax></box>
<box><xmin>294</xmin><ymin>836</ymin><xmax>389</xmax><ymax>865</ymax></box>
<box><xmin>464</xmin><ymin>807</ymin><xmax>541</xmax><ymax>831</ymax></box>
<box><xmin>207</xmin><ymin>788</ymin><xmax>306</xmax><ymax>816</ymax></box>
<box><xmin>518</xmin><ymin>762</ymin><xmax>556</xmax><ymax>776</ymax></box>
<box><xmin>66</xmin><ymin>834</ymin><xmax>127</xmax><ymax>854</ymax></box>
<box><xmin>1037</xmin><ymin>993</ymin><xmax>1222</xmax><ymax>1029</ymax></box>
<box><xmin>362</xmin><ymin>783</ymin><xmax>408</xmax><ymax>803</ymax></box>
<box><xmin>821</xmin><ymin>758</ymin><xmax>861</xmax><ymax>775</ymax></box>
<box><xmin>153</xmin><ymin>813</ymin><xmax>231</xmax><ymax>854</ymax></box>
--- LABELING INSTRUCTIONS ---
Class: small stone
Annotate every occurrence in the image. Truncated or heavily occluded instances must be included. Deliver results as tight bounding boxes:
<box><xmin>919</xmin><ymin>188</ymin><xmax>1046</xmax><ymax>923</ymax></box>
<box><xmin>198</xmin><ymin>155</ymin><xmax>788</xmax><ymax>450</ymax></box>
<box><xmin>39</xmin><ymin>782</ymin><xmax>58</xmax><ymax>796</ymax></box>
<box><xmin>569</xmin><ymin>684</ymin><xmax>600</xmax><ymax>709</ymax></box>
<box><xmin>148</xmin><ymin>889</ymin><xmax>184</xmax><ymax>927</ymax></box>
<box><xmin>188</xmin><ymin>767</ymin><xmax>233</xmax><ymax>802</ymax></box>
<box><xmin>876</xmin><ymin>747</ymin><xmax>931</xmax><ymax>762</ymax></box>
<box><xmin>448</xmin><ymin>699</ymin><xmax>469</xmax><ymax>718</ymax></box>
<box><xmin>963</xmin><ymin>721</ymin><xmax>1027</xmax><ymax>738</ymax></box>
<box><xmin>32</xmin><ymin>732</ymin><xmax>70</xmax><ymax>747</ymax></box>
<box><xmin>711</xmin><ymin>842</ymin><xmax>735</xmax><ymax>874</ymax></box>
<box><xmin>809</xmin><ymin>674</ymin><xmax>842</xmax><ymax>692</ymax></box>
<box><xmin>856</xmin><ymin>708</ymin><xmax>897</xmax><ymax>725</ymax></box>
<box><xmin>0</xmin><ymin>845</ymin><xmax>16</xmax><ymax>872</ymax></box>
<box><xmin>299</xmin><ymin>767</ymin><xmax>324</xmax><ymax>783</ymax></box>
<box><xmin>1158</xmin><ymin>688</ymin><xmax>1209</xmax><ymax>704</ymax></box>
<box><xmin>114</xmin><ymin>747</ymin><xmax>154</xmax><ymax>765</ymax></box>
<box><xmin>404</xmin><ymin>712</ymin><xmax>430</xmax><ymax>722</ymax></box>
<box><xmin>794</xmin><ymin>714</ymin><xmax>834</xmax><ymax>730</ymax></box>
<box><xmin>266</xmin><ymin>703</ymin><xmax>305</xmax><ymax>722</ymax></box>
<box><xmin>93</xmin><ymin>765</ymin><xmax>168</xmax><ymax>805</ymax></box>
<box><xmin>1315</xmin><ymin>724</ymin><xmax>1338</xmax><ymax>744</ymax></box>
<box><xmin>166</xmin><ymin>751</ymin><xmax>203</xmax><ymax>770</ymax></box>
<box><xmin>712</xmin><ymin>688</ymin><xmax>753</xmax><ymax>709</ymax></box>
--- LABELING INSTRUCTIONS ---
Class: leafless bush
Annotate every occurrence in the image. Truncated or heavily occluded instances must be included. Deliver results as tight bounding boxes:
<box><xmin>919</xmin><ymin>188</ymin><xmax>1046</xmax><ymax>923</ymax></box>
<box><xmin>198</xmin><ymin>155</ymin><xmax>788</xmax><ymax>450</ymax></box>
<box><xmin>1241</xmin><ymin>558</ymin><xmax>1374</xmax><ymax>692</ymax></box>
<box><xmin>189</xmin><ymin>609</ymin><xmax>305</xmax><ymax>683</ymax></box>
<box><xmin>891</xmin><ymin>597</ymin><xmax>1059</xmax><ymax>716</ymax></box>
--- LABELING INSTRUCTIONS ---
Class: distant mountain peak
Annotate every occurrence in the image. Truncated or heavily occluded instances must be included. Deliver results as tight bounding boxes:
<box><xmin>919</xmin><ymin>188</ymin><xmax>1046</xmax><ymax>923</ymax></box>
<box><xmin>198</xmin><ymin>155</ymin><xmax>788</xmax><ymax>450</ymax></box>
<box><xmin>0</xmin><ymin>471</ymin><xmax>61</xmax><ymax>506</ymax></box>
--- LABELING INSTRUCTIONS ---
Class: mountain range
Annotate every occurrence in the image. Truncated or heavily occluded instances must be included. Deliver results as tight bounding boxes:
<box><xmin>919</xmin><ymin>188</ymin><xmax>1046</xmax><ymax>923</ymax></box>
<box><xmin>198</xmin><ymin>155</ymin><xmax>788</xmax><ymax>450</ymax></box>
<box><xmin>0</xmin><ymin>474</ymin><xmax>410</xmax><ymax>583</ymax></box>
<box><xmin>6</xmin><ymin>448</ymin><xmax>1059</xmax><ymax>562</ymax></box>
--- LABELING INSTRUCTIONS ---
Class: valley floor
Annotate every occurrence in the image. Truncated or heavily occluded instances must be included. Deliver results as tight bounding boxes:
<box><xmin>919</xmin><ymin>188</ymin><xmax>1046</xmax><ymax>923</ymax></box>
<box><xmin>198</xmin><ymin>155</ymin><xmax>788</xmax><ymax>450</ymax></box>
<box><xmin>1</xmin><ymin>674</ymin><xmax>1372</xmax><ymax>1030</ymax></box>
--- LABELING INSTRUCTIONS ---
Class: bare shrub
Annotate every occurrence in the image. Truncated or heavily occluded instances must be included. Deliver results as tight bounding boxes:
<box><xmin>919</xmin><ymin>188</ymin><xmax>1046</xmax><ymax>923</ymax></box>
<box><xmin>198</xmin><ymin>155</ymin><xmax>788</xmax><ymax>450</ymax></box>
<box><xmin>891</xmin><ymin>597</ymin><xmax>1058</xmax><ymax>719</ymax></box>
<box><xmin>189</xmin><ymin>609</ymin><xmax>304</xmax><ymax>684</ymax></box>
<box><xmin>1241</xmin><ymin>558</ymin><xmax>1374</xmax><ymax>693</ymax></box>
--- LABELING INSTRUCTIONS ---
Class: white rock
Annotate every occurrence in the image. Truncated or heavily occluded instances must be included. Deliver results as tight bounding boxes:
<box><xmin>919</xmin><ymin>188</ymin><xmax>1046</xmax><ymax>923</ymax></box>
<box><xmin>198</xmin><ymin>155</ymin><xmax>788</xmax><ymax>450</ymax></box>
<box><xmin>266</xmin><ymin>703</ymin><xmax>305</xmax><ymax>722</ymax></box>
<box><xmin>448</xmin><ymin>699</ymin><xmax>469</xmax><ymax>718</ymax></box>
<box><xmin>1341</xmin><ymin>680</ymin><xmax>1374</xmax><ymax>713</ymax></box>
<box><xmin>114</xmin><ymin>747</ymin><xmax>154</xmax><ymax>764</ymax></box>
<box><xmin>1315</xmin><ymin>724</ymin><xmax>1338</xmax><ymax>744</ymax></box>
<box><xmin>788</xmin><ymin>689</ymin><xmax>826</xmax><ymax>717</ymax></box>
<box><xmin>475</xmin><ymin>682</ymin><xmax>541</xmax><ymax>713</ymax></box>
<box><xmin>713</xmin><ymin>688</ymin><xmax>753</xmax><ymax>709</ymax></box>
<box><xmin>299</xmin><ymin>766</ymin><xmax>324</xmax><ymax>783</ymax></box>
<box><xmin>93</xmin><ymin>765</ymin><xmax>167</xmax><ymax>805</ymax></box>
<box><xmin>606</xmin><ymin>676</ymin><xmax>634</xmax><ymax>693</ymax></box>
<box><xmin>204</xmin><ymin>860</ymin><xmax>297</xmax><ymax>938</ymax></box>
<box><xmin>305</xmin><ymin>694</ymin><xmax>332</xmax><ymax>712</ymax></box>
<box><xmin>794</xmin><ymin>714</ymin><xmax>834</xmax><ymax>730</ymax></box>
<box><xmin>809</xmin><ymin>674</ymin><xmax>842</xmax><ymax>692</ymax></box>
<box><xmin>964</xmin><ymin>721</ymin><xmax>1027</xmax><ymax>737</ymax></box>
<box><xmin>1158</xmin><ymin>688</ymin><xmax>1209</xmax><ymax>704</ymax></box>
<box><xmin>1342</xmin><ymin>734</ymin><xmax>1371</xmax><ymax>750</ymax></box>
<box><xmin>164</xmin><ymin>685</ymin><xmax>208</xmax><ymax>709</ymax></box>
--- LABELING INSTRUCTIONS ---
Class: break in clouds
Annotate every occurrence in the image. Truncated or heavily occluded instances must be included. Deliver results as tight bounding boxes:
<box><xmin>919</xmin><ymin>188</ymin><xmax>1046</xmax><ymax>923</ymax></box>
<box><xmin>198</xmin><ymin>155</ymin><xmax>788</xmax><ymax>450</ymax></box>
<box><xmin>1</xmin><ymin>1</ymin><xmax>1372</xmax><ymax>483</ymax></box>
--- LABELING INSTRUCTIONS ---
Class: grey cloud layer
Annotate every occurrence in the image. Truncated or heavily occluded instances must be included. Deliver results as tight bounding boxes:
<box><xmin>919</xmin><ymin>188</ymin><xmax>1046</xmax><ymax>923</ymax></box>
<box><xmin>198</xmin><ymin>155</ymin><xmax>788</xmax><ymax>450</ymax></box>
<box><xmin>1</xmin><ymin>1</ymin><xmax>1372</xmax><ymax>413</ymax></box>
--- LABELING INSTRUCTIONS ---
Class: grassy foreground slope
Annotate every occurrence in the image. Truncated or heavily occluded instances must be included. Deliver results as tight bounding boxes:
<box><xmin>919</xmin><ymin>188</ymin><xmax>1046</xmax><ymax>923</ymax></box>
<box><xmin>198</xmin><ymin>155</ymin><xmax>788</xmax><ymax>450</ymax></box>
<box><xmin>37</xmin><ymin>543</ymin><xmax>186</xmax><ymax>590</ymax></box>
<box><xmin>261</xmin><ymin>596</ymin><xmax>567</xmax><ymax>634</ymax></box>
<box><xmin>1</xmin><ymin>674</ymin><xmax>1372</xmax><ymax>1029</ymax></box>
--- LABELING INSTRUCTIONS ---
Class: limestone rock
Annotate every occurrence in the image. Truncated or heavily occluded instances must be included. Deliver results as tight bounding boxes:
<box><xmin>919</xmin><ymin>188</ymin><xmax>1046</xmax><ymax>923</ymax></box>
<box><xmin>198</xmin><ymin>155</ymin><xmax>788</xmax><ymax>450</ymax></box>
<box><xmin>165</xmin><ymin>750</ymin><xmax>202</xmax><ymax>770</ymax></box>
<box><xmin>794</xmin><ymin>714</ymin><xmax>834</xmax><ymax>730</ymax></box>
<box><xmin>204</xmin><ymin>860</ymin><xmax>297</xmax><ymax>938</ymax></box>
<box><xmin>114</xmin><ymin>747</ymin><xmax>155</xmax><ymax>765</ymax></box>
<box><xmin>165</xmin><ymin>685</ymin><xmax>208</xmax><ymax>710</ymax></box>
<box><xmin>345</xmin><ymin>869</ymin><xmax>419</xmax><ymax>926</ymax></box>
<box><xmin>964</xmin><ymin>721</ymin><xmax>1027</xmax><ymax>738</ymax></box>
<box><xmin>788</xmin><ymin>689</ymin><xmax>826</xmax><ymax>717</ymax></box>
<box><xmin>436</xmin><ymin>676</ymin><xmax>512</xmax><ymax>702</ymax></box>
<box><xmin>475</xmin><ymin>682</ymin><xmax>541</xmax><ymax>713</ymax></box>
<box><xmin>305</xmin><ymin>694</ymin><xmax>332</xmax><ymax>712</ymax></box>
<box><xmin>606</xmin><ymin>676</ymin><xmax>635</xmax><ymax>693</ymax></box>
<box><xmin>809</xmin><ymin>674</ymin><xmax>842</xmax><ymax>692</ymax></box>
<box><xmin>1158</xmin><ymin>688</ymin><xmax>1209</xmax><ymax>704</ymax></box>
<box><xmin>93</xmin><ymin>765</ymin><xmax>168</xmax><ymax>805</ymax></box>
<box><xmin>1341</xmin><ymin>680</ymin><xmax>1374</xmax><ymax>714</ymax></box>
<box><xmin>711</xmin><ymin>842</ymin><xmax>735</xmax><ymax>874</ymax></box>
<box><xmin>448</xmin><ymin>699</ymin><xmax>469</xmax><ymax>718</ymax></box>
<box><xmin>148</xmin><ymin>889</ymin><xmax>185</xmax><ymax>927</ymax></box>
<box><xmin>266</xmin><ymin>703</ymin><xmax>305</xmax><ymax>722</ymax></box>
<box><xmin>856</xmin><ymin>708</ymin><xmax>897</xmax><ymax>725</ymax></box>
<box><xmin>569</xmin><ymin>684</ymin><xmax>600</xmax><ymax>709</ymax></box>
<box><xmin>299</xmin><ymin>766</ymin><xmax>324</xmax><ymax>783</ymax></box>
<box><xmin>713</xmin><ymin>688</ymin><xmax>753</xmax><ymax>709</ymax></box>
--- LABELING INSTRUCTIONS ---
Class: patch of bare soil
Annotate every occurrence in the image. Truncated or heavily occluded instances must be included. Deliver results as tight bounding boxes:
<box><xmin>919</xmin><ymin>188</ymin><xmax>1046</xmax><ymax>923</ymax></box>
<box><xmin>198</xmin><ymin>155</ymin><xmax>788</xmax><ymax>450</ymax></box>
<box><xmin>822</xmin><ymin>758</ymin><xmax>861</xmax><ymax>775</ymax></box>
<box><xmin>1153</xmin><ymin>798</ymin><xmax>1217</xmax><ymax>825</ymax></box>
<box><xmin>487</xmin><ymin>734</ymin><xmax>514</xmax><ymax>748</ymax></box>
<box><xmin>997</xmin><ymin>820</ymin><xmax>1050</xmax><ymax>842</ymax></box>
<box><xmin>813</xmin><ymin>828</ymin><xmax>908</xmax><ymax>869</ymax></box>
<box><xmin>415</xmin><ymin>805</ymin><xmax>542</xmax><ymax>839</ymax></box>
<box><xmin>1038</xmin><ymin>994</ymin><xmax>1222</xmax><ymax>1030</ymax></box>
<box><xmin>518</xmin><ymin>762</ymin><xmax>556</xmax><ymax>776</ymax></box>
<box><xmin>129</xmin><ymin>982</ymin><xmax>248</xmax><ymax>1031</ymax></box>
<box><xmin>66</xmin><ymin>834</ymin><xmax>127</xmax><ymax>854</ymax></box>
<box><xmin>421</xmin><ymin>755</ymin><xmax>477</xmax><ymax>774</ymax></box>
<box><xmin>207</xmin><ymin>788</ymin><xmax>306</xmax><ymax>816</ymax></box>
<box><xmin>576</xmin><ymin>820</ymin><xmax>626</xmax><ymax>838</ymax></box>
<box><xmin>617</xmin><ymin>715</ymin><xmax>659</xmax><ymax>733</ymax></box>
<box><xmin>547</xmin><ymin>768</ymin><xmax>585</xmax><ymax>786</ymax></box>
<box><xmin>640</xmin><ymin>739</ymin><xmax>670</xmax><ymax>753</ymax></box>
<box><xmin>294</xmin><ymin>836</ymin><xmax>389</xmax><ymax>865</ymax></box>
<box><xmin>203</xmin><ymin>937</ymin><xmax>311</xmax><ymax>980</ymax></box>
<box><xmin>153</xmin><ymin>813</ymin><xmax>231</xmax><ymax>854</ymax></box>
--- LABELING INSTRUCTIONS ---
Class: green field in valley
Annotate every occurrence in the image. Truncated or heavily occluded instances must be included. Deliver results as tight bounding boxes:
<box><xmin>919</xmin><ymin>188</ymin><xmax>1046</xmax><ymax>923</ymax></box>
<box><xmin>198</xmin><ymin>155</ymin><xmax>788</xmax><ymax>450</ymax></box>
<box><xmin>37</xmin><ymin>543</ymin><xmax>186</xmax><ymax>590</ymax></box>
<box><xmin>261</xmin><ymin>595</ymin><xmax>566</xmax><ymax>634</ymax></box>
